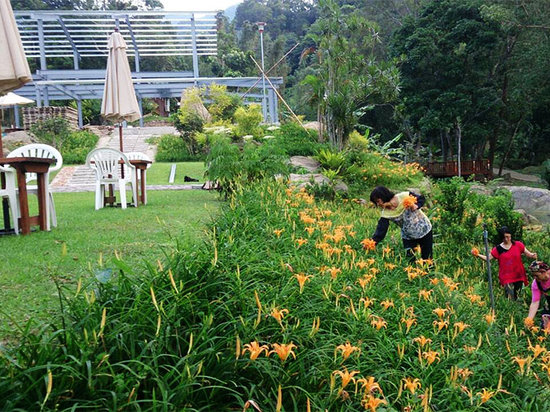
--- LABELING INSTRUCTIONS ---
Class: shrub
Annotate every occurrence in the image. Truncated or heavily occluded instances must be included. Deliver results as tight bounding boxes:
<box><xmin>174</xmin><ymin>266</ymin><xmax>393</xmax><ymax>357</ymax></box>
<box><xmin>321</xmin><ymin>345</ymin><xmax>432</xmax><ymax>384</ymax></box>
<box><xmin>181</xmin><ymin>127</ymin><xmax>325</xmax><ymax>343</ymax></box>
<box><xmin>155</xmin><ymin>134</ymin><xmax>203</xmax><ymax>162</ymax></box>
<box><xmin>314</xmin><ymin>148</ymin><xmax>346</xmax><ymax>172</ymax></box>
<box><xmin>30</xmin><ymin>118</ymin><xmax>99</xmax><ymax>164</ymax></box>
<box><xmin>205</xmin><ymin>138</ymin><xmax>289</xmax><ymax>198</ymax></box>
<box><xmin>207</xmin><ymin>83</ymin><xmax>242</xmax><ymax>121</ymax></box>
<box><xmin>272</xmin><ymin>122</ymin><xmax>322</xmax><ymax>156</ymax></box>
<box><xmin>233</xmin><ymin>104</ymin><xmax>262</xmax><ymax>137</ymax></box>
<box><xmin>61</xmin><ymin>130</ymin><xmax>99</xmax><ymax>164</ymax></box>
<box><xmin>432</xmin><ymin>177</ymin><xmax>523</xmax><ymax>244</ymax></box>
<box><xmin>30</xmin><ymin>117</ymin><xmax>70</xmax><ymax>148</ymax></box>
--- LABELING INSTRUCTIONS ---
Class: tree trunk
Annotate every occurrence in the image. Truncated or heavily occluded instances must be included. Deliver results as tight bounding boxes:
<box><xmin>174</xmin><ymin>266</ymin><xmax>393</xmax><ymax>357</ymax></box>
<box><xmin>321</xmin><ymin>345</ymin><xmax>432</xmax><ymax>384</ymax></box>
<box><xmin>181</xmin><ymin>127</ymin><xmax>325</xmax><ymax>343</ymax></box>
<box><xmin>456</xmin><ymin>120</ymin><xmax>462</xmax><ymax>177</ymax></box>
<box><xmin>498</xmin><ymin>118</ymin><xmax>523</xmax><ymax>176</ymax></box>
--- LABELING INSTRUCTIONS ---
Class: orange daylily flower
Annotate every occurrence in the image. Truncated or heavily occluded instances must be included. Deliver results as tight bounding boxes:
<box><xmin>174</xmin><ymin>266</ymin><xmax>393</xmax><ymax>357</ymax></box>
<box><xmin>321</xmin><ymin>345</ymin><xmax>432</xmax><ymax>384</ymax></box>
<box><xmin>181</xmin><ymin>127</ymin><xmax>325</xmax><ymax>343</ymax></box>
<box><xmin>361</xmin><ymin>238</ymin><xmax>376</xmax><ymax>251</ymax></box>
<box><xmin>361</xmin><ymin>394</ymin><xmax>387</xmax><ymax>411</ymax></box>
<box><xmin>356</xmin><ymin>260</ymin><xmax>369</xmax><ymax>270</ymax></box>
<box><xmin>418</xmin><ymin>289</ymin><xmax>433</xmax><ymax>301</ymax></box>
<box><xmin>463</xmin><ymin>345</ymin><xmax>477</xmax><ymax>353</ymax></box>
<box><xmin>457</xmin><ymin>368</ymin><xmax>473</xmax><ymax>381</ymax></box>
<box><xmin>327</xmin><ymin>266</ymin><xmax>342</xmax><ymax>280</ymax></box>
<box><xmin>402</xmin><ymin>377</ymin><xmax>421</xmax><ymax>394</ymax></box>
<box><xmin>484</xmin><ymin>312</ymin><xmax>496</xmax><ymax>325</ymax></box>
<box><xmin>332</xmin><ymin>367</ymin><xmax>360</xmax><ymax>389</ymax></box>
<box><xmin>304</xmin><ymin>226</ymin><xmax>315</xmax><ymax>236</ymax></box>
<box><xmin>296</xmin><ymin>238</ymin><xmax>308</xmax><ymax>247</ymax></box>
<box><xmin>357</xmin><ymin>376</ymin><xmax>382</xmax><ymax>395</ymax></box>
<box><xmin>422</xmin><ymin>350</ymin><xmax>440</xmax><ymax>365</ymax></box>
<box><xmin>429</xmin><ymin>277</ymin><xmax>440</xmax><ymax>285</ymax></box>
<box><xmin>370</xmin><ymin>316</ymin><xmax>387</xmax><ymax>330</ymax></box>
<box><xmin>270</xmin><ymin>342</ymin><xmax>297</xmax><ymax>362</ymax></box>
<box><xmin>382</xmin><ymin>245</ymin><xmax>392</xmax><ymax>258</ymax></box>
<box><xmin>401</xmin><ymin>317</ymin><xmax>417</xmax><ymax>333</ymax></box>
<box><xmin>477</xmin><ymin>388</ymin><xmax>496</xmax><ymax>404</ymax></box>
<box><xmin>242</xmin><ymin>341</ymin><xmax>269</xmax><ymax>360</ymax></box>
<box><xmin>413</xmin><ymin>335</ymin><xmax>432</xmax><ymax>347</ymax></box>
<box><xmin>380</xmin><ymin>299</ymin><xmax>394</xmax><ymax>310</ymax></box>
<box><xmin>273</xmin><ymin>229</ymin><xmax>284</xmax><ymax>237</ymax></box>
<box><xmin>360</xmin><ymin>296</ymin><xmax>376</xmax><ymax>309</ymax></box>
<box><xmin>432</xmin><ymin>307</ymin><xmax>448</xmax><ymax>319</ymax></box>
<box><xmin>402</xmin><ymin>195</ymin><xmax>417</xmax><ymax>209</ymax></box>
<box><xmin>433</xmin><ymin>319</ymin><xmax>449</xmax><ymax>332</ymax></box>
<box><xmin>336</xmin><ymin>342</ymin><xmax>361</xmax><ymax>360</ymax></box>
<box><xmin>453</xmin><ymin>322</ymin><xmax>470</xmax><ymax>334</ymax></box>
<box><xmin>384</xmin><ymin>262</ymin><xmax>397</xmax><ymax>270</ymax></box>
<box><xmin>294</xmin><ymin>273</ymin><xmax>313</xmax><ymax>293</ymax></box>
<box><xmin>512</xmin><ymin>356</ymin><xmax>530</xmax><ymax>374</ymax></box>
<box><xmin>529</xmin><ymin>343</ymin><xmax>547</xmax><ymax>359</ymax></box>
<box><xmin>271</xmin><ymin>308</ymin><xmax>289</xmax><ymax>324</ymax></box>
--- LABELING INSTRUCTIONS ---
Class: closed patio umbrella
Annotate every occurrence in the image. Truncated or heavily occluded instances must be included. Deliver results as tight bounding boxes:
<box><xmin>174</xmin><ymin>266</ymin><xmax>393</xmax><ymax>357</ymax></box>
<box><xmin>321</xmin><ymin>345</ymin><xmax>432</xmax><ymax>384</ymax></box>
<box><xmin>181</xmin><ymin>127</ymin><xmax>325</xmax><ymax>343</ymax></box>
<box><xmin>0</xmin><ymin>0</ymin><xmax>32</xmax><ymax>155</ymax></box>
<box><xmin>101</xmin><ymin>30</ymin><xmax>141</xmax><ymax>152</ymax></box>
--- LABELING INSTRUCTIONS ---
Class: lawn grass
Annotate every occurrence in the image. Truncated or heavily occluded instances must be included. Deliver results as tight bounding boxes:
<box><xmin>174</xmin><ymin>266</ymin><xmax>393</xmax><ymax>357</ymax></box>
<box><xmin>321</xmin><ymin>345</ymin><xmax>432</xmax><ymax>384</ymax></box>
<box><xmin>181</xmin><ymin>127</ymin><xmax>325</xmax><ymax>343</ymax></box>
<box><xmin>0</xmin><ymin>188</ymin><xmax>219</xmax><ymax>337</ymax></box>
<box><xmin>144</xmin><ymin>161</ymin><xmax>206</xmax><ymax>185</ymax></box>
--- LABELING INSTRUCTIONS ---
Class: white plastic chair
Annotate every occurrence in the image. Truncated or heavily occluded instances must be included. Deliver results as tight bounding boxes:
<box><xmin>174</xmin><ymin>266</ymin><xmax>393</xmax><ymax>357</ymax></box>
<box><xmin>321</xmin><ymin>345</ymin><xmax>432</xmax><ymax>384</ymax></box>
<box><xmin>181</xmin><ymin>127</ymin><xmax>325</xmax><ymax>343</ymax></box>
<box><xmin>86</xmin><ymin>148</ymin><xmax>137</xmax><ymax>210</ymax></box>
<box><xmin>7</xmin><ymin>143</ymin><xmax>63</xmax><ymax>230</ymax></box>
<box><xmin>125</xmin><ymin>152</ymin><xmax>151</xmax><ymax>204</ymax></box>
<box><xmin>0</xmin><ymin>165</ymin><xmax>19</xmax><ymax>234</ymax></box>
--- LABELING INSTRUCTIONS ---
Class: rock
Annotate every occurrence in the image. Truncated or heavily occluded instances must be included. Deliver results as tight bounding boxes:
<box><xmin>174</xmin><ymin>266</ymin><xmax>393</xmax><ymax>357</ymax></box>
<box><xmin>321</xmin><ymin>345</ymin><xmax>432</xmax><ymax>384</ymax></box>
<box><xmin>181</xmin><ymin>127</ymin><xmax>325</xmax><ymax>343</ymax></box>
<box><xmin>2</xmin><ymin>130</ymin><xmax>35</xmax><ymax>154</ymax></box>
<box><xmin>290</xmin><ymin>156</ymin><xmax>320</xmax><ymax>172</ymax></box>
<box><xmin>303</xmin><ymin>121</ymin><xmax>322</xmax><ymax>132</ymax></box>
<box><xmin>288</xmin><ymin>173</ymin><xmax>348</xmax><ymax>193</ymax></box>
<box><xmin>514</xmin><ymin>209</ymin><xmax>541</xmax><ymax>225</ymax></box>
<box><xmin>180</xmin><ymin>89</ymin><xmax>212</xmax><ymax>123</ymax></box>
<box><xmin>504</xmin><ymin>186</ymin><xmax>550</xmax><ymax>224</ymax></box>
<box><xmin>334</xmin><ymin>181</ymin><xmax>349</xmax><ymax>192</ymax></box>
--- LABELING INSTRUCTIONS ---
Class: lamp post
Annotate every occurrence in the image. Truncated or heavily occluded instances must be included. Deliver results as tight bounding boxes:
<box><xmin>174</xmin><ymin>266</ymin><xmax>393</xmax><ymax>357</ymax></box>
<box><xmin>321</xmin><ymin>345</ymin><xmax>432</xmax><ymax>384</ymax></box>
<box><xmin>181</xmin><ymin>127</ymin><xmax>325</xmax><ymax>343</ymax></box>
<box><xmin>256</xmin><ymin>21</ymin><xmax>268</xmax><ymax>122</ymax></box>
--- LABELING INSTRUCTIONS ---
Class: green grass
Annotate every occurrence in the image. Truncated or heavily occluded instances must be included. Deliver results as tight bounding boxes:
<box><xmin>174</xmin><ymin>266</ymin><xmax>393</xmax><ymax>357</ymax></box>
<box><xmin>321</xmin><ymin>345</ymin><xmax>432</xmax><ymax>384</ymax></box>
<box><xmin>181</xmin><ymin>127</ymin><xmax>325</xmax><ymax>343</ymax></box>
<box><xmin>139</xmin><ymin>161</ymin><xmax>206</xmax><ymax>185</ymax></box>
<box><xmin>0</xmin><ymin>189</ymin><xmax>219</xmax><ymax>336</ymax></box>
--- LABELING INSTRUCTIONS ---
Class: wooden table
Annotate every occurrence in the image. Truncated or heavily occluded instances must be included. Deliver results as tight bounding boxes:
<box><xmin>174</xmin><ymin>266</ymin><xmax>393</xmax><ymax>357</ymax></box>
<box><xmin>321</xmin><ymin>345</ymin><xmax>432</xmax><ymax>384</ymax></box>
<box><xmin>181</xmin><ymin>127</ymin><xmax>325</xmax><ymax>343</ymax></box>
<box><xmin>0</xmin><ymin>157</ymin><xmax>54</xmax><ymax>235</ymax></box>
<box><xmin>130</xmin><ymin>159</ymin><xmax>151</xmax><ymax>206</ymax></box>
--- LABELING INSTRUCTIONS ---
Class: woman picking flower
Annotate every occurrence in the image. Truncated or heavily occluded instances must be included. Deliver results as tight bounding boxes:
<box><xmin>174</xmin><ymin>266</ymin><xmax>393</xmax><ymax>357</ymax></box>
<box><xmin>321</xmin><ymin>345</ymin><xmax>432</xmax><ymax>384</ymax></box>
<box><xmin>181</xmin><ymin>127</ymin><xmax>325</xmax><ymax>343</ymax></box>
<box><xmin>471</xmin><ymin>226</ymin><xmax>537</xmax><ymax>300</ymax></box>
<box><xmin>525</xmin><ymin>261</ymin><xmax>550</xmax><ymax>330</ymax></box>
<box><xmin>368</xmin><ymin>186</ymin><xmax>433</xmax><ymax>261</ymax></box>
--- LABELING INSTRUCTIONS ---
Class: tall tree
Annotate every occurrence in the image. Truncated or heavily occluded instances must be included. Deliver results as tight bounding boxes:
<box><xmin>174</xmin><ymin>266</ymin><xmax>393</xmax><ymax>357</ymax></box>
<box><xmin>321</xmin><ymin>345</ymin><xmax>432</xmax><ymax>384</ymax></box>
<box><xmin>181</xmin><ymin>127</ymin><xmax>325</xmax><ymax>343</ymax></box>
<box><xmin>304</xmin><ymin>0</ymin><xmax>399</xmax><ymax>149</ymax></box>
<box><xmin>391</xmin><ymin>0</ymin><xmax>504</xmax><ymax>162</ymax></box>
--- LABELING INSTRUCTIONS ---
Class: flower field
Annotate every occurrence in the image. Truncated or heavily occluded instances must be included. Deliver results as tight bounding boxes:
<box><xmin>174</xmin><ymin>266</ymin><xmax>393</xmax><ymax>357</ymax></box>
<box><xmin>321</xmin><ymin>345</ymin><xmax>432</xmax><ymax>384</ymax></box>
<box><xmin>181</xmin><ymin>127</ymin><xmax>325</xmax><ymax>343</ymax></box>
<box><xmin>1</xmin><ymin>179</ymin><xmax>550</xmax><ymax>410</ymax></box>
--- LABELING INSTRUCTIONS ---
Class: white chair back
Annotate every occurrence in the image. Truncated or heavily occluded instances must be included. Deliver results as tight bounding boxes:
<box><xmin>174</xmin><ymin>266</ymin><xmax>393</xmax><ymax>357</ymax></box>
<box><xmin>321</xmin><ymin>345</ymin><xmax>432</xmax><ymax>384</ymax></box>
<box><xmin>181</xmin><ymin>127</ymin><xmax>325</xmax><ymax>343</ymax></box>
<box><xmin>7</xmin><ymin>143</ymin><xmax>63</xmax><ymax>183</ymax></box>
<box><xmin>86</xmin><ymin>148</ymin><xmax>132</xmax><ymax>181</ymax></box>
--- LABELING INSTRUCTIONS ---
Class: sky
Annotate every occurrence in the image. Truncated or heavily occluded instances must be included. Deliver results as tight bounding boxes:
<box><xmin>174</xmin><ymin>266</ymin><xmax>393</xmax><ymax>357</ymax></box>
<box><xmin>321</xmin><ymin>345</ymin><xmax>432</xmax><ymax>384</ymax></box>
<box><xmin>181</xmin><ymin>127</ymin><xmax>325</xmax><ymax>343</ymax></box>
<box><xmin>161</xmin><ymin>0</ymin><xmax>243</xmax><ymax>11</ymax></box>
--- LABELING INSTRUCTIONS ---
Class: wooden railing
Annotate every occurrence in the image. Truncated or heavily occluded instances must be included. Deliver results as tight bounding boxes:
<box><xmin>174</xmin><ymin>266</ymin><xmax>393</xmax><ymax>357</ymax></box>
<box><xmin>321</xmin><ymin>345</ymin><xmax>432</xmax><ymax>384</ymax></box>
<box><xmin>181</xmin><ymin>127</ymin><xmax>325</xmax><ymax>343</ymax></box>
<box><xmin>425</xmin><ymin>159</ymin><xmax>492</xmax><ymax>179</ymax></box>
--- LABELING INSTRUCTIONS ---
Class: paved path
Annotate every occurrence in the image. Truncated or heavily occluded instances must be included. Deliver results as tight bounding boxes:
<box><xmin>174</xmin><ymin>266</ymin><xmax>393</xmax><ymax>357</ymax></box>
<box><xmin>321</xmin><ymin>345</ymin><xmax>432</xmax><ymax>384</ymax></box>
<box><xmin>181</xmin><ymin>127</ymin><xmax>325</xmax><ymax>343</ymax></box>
<box><xmin>51</xmin><ymin>126</ymin><xmax>185</xmax><ymax>193</ymax></box>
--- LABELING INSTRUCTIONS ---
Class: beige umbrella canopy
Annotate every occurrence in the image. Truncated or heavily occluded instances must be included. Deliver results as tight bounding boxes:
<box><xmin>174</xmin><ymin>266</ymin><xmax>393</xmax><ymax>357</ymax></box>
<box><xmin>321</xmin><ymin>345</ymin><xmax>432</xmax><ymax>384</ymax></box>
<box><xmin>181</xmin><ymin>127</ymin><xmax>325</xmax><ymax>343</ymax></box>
<box><xmin>0</xmin><ymin>92</ymin><xmax>34</xmax><ymax>107</ymax></box>
<box><xmin>101</xmin><ymin>30</ymin><xmax>141</xmax><ymax>152</ymax></box>
<box><xmin>0</xmin><ymin>0</ymin><xmax>32</xmax><ymax>155</ymax></box>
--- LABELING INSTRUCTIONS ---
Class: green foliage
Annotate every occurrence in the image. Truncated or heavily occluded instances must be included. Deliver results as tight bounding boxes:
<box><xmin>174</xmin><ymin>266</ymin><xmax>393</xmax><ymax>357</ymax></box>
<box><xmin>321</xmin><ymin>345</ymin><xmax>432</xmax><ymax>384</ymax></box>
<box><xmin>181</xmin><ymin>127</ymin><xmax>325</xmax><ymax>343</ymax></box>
<box><xmin>60</xmin><ymin>130</ymin><xmax>99</xmax><ymax>164</ymax></box>
<box><xmin>542</xmin><ymin>159</ymin><xmax>550</xmax><ymax>189</ymax></box>
<box><xmin>233</xmin><ymin>104</ymin><xmax>263</xmax><ymax>137</ymax></box>
<box><xmin>29</xmin><ymin>117</ymin><xmax>98</xmax><ymax>164</ymax></box>
<box><xmin>207</xmin><ymin>83</ymin><xmax>242</xmax><ymax>121</ymax></box>
<box><xmin>314</xmin><ymin>147</ymin><xmax>346</xmax><ymax>171</ymax></box>
<box><xmin>205</xmin><ymin>137</ymin><xmax>289</xmax><ymax>198</ymax></box>
<box><xmin>347</xmin><ymin>130</ymin><xmax>369</xmax><ymax>151</ymax></box>
<box><xmin>272</xmin><ymin>122</ymin><xmax>323</xmax><ymax>156</ymax></box>
<box><xmin>30</xmin><ymin>117</ymin><xmax>70</xmax><ymax>148</ymax></box>
<box><xmin>433</xmin><ymin>177</ymin><xmax>524</xmax><ymax>244</ymax></box>
<box><xmin>155</xmin><ymin>134</ymin><xmax>204</xmax><ymax>162</ymax></box>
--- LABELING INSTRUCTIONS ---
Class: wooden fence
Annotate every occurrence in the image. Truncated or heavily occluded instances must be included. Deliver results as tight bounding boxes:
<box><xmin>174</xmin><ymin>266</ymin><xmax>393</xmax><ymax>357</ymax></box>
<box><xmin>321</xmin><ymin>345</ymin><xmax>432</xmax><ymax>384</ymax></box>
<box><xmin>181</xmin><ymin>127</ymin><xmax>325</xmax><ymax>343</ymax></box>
<box><xmin>425</xmin><ymin>159</ymin><xmax>492</xmax><ymax>179</ymax></box>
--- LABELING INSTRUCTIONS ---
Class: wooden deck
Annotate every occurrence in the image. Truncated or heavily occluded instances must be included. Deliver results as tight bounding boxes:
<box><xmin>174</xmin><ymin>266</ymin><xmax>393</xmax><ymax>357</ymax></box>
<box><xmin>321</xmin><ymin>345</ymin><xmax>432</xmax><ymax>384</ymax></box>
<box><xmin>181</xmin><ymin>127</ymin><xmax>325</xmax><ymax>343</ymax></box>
<box><xmin>425</xmin><ymin>159</ymin><xmax>492</xmax><ymax>179</ymax></box>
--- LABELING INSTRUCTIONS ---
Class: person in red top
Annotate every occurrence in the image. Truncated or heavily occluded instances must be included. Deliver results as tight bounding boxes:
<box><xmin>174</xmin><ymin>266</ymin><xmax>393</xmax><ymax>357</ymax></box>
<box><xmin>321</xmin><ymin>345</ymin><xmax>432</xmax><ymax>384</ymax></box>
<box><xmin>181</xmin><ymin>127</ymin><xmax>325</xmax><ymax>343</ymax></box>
<box><xmin>471</xmin><ymin>226</ymin><xmax>537</xmax><ymax>300</ymax></box>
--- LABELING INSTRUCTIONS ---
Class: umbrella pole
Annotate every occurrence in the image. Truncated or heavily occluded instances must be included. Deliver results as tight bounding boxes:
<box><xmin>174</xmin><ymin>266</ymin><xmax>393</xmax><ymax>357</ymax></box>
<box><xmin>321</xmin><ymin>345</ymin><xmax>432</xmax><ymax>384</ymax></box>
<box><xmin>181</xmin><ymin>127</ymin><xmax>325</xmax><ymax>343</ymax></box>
<box><xmin>0</xmin><ymin>120</ymin><xmax>11</xmax><ymax>231</ymax></box>
<box><xmin>119</xmin><ymin>123</ymin><xmax>125</xmax><ymax>179</ymax></box>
